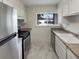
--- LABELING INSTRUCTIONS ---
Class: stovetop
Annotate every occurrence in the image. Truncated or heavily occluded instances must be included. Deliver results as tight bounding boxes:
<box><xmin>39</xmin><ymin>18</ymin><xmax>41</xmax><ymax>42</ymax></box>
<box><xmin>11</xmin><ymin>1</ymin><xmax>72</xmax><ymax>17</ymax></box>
<box><xmin>18</xmin><ymin>30</ymin><xmax>30</xmax><ymax>39</ymax></box>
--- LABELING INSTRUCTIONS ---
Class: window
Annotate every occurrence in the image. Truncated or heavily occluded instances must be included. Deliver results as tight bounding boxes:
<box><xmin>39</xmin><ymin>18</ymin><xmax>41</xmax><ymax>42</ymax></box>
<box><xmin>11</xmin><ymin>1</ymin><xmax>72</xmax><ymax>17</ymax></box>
<box><xmin>37</xmin><ymin>12</ymin><xmax>58</xmax><ymax>26</ymax></box>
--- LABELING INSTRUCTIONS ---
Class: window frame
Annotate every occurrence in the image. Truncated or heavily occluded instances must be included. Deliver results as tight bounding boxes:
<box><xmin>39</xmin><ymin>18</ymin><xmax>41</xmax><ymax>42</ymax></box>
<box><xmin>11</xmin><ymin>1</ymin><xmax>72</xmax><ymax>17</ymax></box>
<box><xmin>36</xmin><ymin>12</ymin><xmax>58</xmax><ymax>26</ymax></box>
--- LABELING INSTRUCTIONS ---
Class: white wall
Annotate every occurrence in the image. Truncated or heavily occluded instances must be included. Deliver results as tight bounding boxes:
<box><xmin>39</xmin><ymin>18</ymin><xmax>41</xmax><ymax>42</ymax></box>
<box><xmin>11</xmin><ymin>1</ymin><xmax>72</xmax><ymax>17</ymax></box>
<box><xmin>25</xmin><ymin>5</ymin><xmax>57</xmax><ymax>46</ymax></box>
<box><xmin>26</xmin><ymin>5</ymin><xmax>57</xmax><ymax>28</ymax></box>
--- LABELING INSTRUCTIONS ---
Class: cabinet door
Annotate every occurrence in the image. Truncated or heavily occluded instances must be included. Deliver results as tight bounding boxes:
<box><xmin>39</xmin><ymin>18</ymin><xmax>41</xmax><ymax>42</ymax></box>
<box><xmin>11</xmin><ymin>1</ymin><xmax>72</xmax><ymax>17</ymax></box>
<box><xmin>17</xmin><ymin>9</ymin><xmax>27</xmax><ymax>23</ymax></box>
<box><xmin>67</xmin><ymin>49</ymin><xmax>78</xmax><ymax>59</ymax></box>
<box><xmin>70</xmin><ymin>0</ymin><xmax>79</xmax><ymax>15</ymax></box>
<box><xmin>22</xmin><ymin>9</ymin><xmax>27</xmax><ymax>23</ymax></box>
<box><xmin>62</xmin><ymin>0</ymin><xmax>69</xmax><ymax>16</ymax></box>
<box><xmin>58</xmin><ymin>1</ymin><xmax>63</xmax><ymax>24</ymax></box>
<box><xmin>17</xmin><ymin>9</ymin><xmax>24</xmax><ymax>19</ymax></box>
<box><xmin>55</xmin><ymin>36</ymin><xmax>66</xmax><ymax>59</ymax></box>
<box><xmin>51</xmin><ymin>32</ymin><xmax>55</xmax><ymax>51</ymax></box>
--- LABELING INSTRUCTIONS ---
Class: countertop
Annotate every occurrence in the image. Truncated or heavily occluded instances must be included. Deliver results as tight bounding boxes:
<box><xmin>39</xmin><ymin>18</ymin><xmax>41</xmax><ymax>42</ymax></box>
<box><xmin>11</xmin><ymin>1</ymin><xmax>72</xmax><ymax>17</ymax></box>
<box><xmin>51</xmin><ymin>29</ymin><xmax>79</xmax><ymax>58</ymax></box>
<box><xmin>67</xmin><ymin>44</ymin><xmax>79</xmax><ymax>58</ymax></box>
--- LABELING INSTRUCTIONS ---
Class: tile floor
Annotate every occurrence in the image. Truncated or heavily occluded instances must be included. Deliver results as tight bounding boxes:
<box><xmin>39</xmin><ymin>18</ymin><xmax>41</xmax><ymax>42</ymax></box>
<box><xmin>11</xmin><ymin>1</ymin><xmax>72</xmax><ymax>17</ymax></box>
<box><xmin>27</xmin><ymin>42</ymin><xmax>58</xmax><ymax>59</ymax></box>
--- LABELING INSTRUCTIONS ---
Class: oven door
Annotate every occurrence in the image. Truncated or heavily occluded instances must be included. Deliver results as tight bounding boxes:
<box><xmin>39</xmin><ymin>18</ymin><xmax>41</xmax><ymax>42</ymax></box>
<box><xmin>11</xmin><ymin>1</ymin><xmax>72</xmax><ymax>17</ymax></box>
<box><xmin>23</xmin><ymin>36</ymin><xmax>30</xmax><ymax>59</ymax></box>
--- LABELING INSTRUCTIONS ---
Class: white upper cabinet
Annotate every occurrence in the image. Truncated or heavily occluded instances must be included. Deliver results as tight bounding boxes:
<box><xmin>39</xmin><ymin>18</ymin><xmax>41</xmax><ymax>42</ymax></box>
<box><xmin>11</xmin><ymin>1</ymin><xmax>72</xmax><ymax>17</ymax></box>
<box><xmin>62</xmin><ymin>0</ymin><xmax>79</xmax><ymax>16</ymax></box>
<box><xmin>69</xmin><ymin>0</ymin><xmax>79</xmax><ymax>15</ymax></box>
<box><xmin>58</xmin><ymin>1</ymin><xmax>63</xmax><ymax>24</ymax></box>
<box><xmin>62</xmin><ymin>0</ymin><xmax>69</xmax><ymax>16</ymax></box>
<box><xmin>3</xmin><ymin>0</ymin><xmax>27</xmax><ymax>23</ymax></box>
<box><xmin>17</xmin><ymin>8</ymin><xmax>24</xmax><ymax>19</ymax></box>
<box><xmin>17</xmin><ymin>8</ymin><xmax>27</xmax><ymax>23</ymax></box>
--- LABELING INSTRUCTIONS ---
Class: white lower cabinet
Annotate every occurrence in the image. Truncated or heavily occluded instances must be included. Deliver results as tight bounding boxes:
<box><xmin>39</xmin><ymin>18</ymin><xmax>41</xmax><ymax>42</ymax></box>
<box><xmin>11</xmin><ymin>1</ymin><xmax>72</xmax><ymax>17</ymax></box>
<box><xmin>67</xmin><ymin>49</ymin><xmax>78</xmax><ymax>59</ymax></box>
<box><xmin>55</xmin><ymin>35</ymin><xmax>78</xmax><ymax>59</ymax></box>
<box><xmin>55</xmin><ymin>36</ymin><xmax>66</xmax><ymax>59</ymax></box>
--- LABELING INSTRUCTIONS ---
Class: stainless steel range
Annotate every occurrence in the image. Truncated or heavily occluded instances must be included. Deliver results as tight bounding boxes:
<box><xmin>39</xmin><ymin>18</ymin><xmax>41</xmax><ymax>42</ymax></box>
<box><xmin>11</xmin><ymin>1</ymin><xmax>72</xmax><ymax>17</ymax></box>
<box><xmin>23</xmin><ymin>35</ymin><xmax>30</xmax><ymax>59</ymax></box>
<box><xmin>18</xmin><ymin>30</ymin><xmax>30</xmax><ymax>59</ymax></box>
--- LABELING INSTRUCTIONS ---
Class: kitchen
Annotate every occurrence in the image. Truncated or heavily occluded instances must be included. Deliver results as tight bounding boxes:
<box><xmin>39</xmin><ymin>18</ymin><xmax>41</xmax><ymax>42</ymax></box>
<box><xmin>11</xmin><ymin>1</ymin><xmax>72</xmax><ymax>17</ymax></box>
<box><xmin>0</xmin><ymin>0</ymin><xmax>79</xmax><ymax>59</ymax></box>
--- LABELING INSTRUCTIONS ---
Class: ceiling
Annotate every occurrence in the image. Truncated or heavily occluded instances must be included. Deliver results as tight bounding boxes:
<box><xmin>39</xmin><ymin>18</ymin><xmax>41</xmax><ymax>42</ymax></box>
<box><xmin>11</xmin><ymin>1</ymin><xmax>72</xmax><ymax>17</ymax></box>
<box><xmin>22</xmin><ymin>0</ymin><xmax>60</xmax><ymax>6</ymax></box>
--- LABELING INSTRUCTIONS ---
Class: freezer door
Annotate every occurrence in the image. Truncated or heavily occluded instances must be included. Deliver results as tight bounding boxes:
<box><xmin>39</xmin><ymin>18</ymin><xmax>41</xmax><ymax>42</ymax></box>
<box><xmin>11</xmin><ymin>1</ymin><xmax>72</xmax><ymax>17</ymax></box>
<box><xmin>6</xmin><ymin>5</ymin><xmax>17</xmax><ymax>34</ymax></box>
<box><xmin>0</xmin><ymin>3</ymin><xmax>8</xmax><ymax>39</ymax></box>
<box><xmin>0</xmin><ymin>36</ymin><xmax>19</xmax><ymax>59</ymax></box>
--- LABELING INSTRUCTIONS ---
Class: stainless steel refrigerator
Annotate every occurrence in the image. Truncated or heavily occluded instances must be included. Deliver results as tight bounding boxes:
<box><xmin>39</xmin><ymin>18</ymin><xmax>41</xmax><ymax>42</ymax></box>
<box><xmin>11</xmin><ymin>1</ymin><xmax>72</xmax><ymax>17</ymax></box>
<box><xmin>0</xmin><ymin>2</ymin><xmax>19</xmax><ymax>59</ymax></box>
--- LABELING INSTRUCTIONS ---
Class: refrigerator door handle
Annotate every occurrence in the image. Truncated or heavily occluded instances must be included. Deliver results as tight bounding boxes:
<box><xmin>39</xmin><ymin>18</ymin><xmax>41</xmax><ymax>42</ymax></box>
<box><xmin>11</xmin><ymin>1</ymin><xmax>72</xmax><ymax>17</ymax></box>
<box><xmin>0</xmin><ymin>32</ymin><xmax>17</xmax><ymax>46</ymax></box>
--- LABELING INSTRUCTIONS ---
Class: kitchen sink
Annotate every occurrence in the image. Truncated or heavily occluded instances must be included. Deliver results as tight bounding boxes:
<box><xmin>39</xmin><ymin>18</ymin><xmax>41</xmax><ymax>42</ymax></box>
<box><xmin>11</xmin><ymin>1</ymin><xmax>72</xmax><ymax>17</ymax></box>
<box><xmin>59</xmin><ymin>34</ymin><xmax>79</xmax><ymax>44</ymax></box>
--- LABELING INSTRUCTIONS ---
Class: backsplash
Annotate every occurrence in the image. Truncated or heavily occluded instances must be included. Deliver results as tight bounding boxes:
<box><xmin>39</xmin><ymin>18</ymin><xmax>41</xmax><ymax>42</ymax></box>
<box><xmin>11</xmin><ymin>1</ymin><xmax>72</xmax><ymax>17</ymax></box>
<box><xmin>62</xmin><ymin>15</ymin><xmax>79</xmax><ymax>35</ymax></box>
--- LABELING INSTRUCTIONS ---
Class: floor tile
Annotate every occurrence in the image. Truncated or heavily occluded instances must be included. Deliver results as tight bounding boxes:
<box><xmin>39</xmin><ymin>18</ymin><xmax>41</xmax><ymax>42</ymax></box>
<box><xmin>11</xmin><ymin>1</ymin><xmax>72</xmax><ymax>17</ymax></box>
<box><xmin>27</xmin><ymin>42</ymin><xmax>58</xmax><ymax>59</ymax></box>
